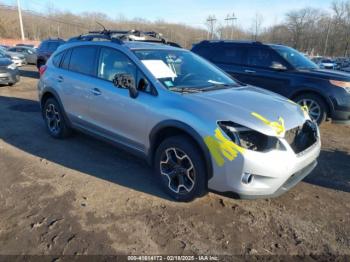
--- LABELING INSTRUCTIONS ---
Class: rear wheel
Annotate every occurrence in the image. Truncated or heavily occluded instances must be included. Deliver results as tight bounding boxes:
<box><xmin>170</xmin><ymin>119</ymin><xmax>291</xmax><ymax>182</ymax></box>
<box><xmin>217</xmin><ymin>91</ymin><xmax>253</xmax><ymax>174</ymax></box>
<box><xmin>154</xmin><ymin>136</ymin><xmax>207</xmax><ymax>202</ymax></box>
<box><xmin>294</xmin><ymin>94</ymin><xmax>327</xmax><ymax>125</ymax></box>
<box><xmin>43</xmin><ymin>98</ymin><xmax>71</xmax><ymax>138</ymax></box>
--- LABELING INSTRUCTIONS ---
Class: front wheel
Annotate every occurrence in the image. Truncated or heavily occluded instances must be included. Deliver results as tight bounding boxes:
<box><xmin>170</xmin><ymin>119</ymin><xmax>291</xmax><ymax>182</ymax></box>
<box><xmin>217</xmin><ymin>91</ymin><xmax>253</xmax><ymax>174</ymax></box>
<box><xmin>295</xmin><ymin>94</ymin><xmax>327</xmax><ymax>125</ymax></box>
<box><xmin>154</xmin><ymin>136</ymin><xmax>207</xmax><ymax>202</ymax></box>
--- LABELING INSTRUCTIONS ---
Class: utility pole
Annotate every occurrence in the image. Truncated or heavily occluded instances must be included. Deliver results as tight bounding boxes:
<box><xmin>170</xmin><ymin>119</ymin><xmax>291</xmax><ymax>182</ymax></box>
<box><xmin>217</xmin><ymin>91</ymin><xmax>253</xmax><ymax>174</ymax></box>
<box><xmin>17</xmin><ymin>0</ymin><xmax>25</xmax><ymax>40</ymax></box>
<box><xmin>224</xmin><ymin>13</ymin><xmax>237</xmax><ymax>40</ymax></box>
<box><xmin>206</xmin><ymin>16</ymin><xmax>217</xmax><ymax>40</ymax></box>
<box><xmin>324</xmin><ymin>20</ymin><xmax>331</xmax><ymax>56</ymax></box>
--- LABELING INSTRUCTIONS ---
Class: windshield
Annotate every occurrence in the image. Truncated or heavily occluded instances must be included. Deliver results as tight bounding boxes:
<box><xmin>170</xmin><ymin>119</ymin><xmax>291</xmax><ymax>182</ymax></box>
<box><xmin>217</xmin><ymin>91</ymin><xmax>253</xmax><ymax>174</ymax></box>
<box><xmin>272</xmin><ymin>46</ymin><xmax>318</xmax><ymax>70</ymax></box>
<box><xmin>133</xmin><ymin>49</ymin><xmax>238</xmax><ymax>91</ymax></box>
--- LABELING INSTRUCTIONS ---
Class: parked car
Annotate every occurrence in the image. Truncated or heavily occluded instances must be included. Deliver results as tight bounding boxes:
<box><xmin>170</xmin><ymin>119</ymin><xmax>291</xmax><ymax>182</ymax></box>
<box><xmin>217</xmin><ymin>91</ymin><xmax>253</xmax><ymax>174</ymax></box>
<box><xmin>38</xmin><ymin>32</ymin><xmax>320</xmax><ymax>201</ymax></box>
<box><xmin>0</xmin><ymin>52</ymin><xmax>20</xmax><ymax>86</ymax></box>
<box><xmin>0</xmin><ymin>45</ymin><xmax>10</xmax><ymax>50</ymax></box>
<box><xmin>8</xmin><ymin>46</ymin><xmax>37</xmax><ymax>65</ymax></box>
<box><xmin>16</xmin><ymin>43</ymin><xmax>35</xmax><ymax>48</ymax></box>
<box><xmin>318</xmin><ymin>58</ymin><xmax>337</xmax><ymax>70</ymax></box>
<box><xmin>0</xmin><ymin>46</ymin><xmax>26</xmax><ymax>66</ymax></box>
<box><xmin>36</xmin><ymin>38</ymin><xmax>65</xmax><ymax>69</ymax></box>
<box><xmin>192</xmin><ymin>41</ymin><xmax>350</xmax><ymax>125</ymax></box>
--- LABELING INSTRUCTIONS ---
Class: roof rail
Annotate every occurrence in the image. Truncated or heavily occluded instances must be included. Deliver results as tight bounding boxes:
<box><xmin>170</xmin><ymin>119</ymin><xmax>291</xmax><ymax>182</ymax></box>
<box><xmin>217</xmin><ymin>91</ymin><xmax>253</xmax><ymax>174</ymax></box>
<box><xmin>67</xmin><ymin>29</ymin><xmax>181</xmax><ymax>47</ymax></box>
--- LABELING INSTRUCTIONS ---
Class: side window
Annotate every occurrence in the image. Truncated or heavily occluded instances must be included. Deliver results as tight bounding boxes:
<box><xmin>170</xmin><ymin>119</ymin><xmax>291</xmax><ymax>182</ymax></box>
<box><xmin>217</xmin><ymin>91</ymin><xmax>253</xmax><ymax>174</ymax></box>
<box><xmin>61</xmin><ymin>49</ymin><xmax>71</xmax><ymax>70</ymax></box>
<box><xmin>69</xmin><ymin>46</ymin><xmax>98</xmax><ymax>76</ymax></box>
<box><xmin>52</xmin><ymin>51</ymin><xmax>65</xmax><ymax>67</ymax></box>
<box><xmin>38</xmin><ymin>42</ymin><xmax>48</xmax><ymax>52</ymax></box>
<box><xmin>47</xmin><ymin>42</ymin><xmax>61</xmax><ymax>52</ymax></box>
<box><xmin>192</xmin><ymin>45</ymin><xmax>214</xmax><ymax>60</ymax></box>
<box><xmin>211</xmin><ymin>44</ymin><xmax>243</xmax><ymax>65</ymax></box>
<box><xmin>97</xmin><ymin>47</ymin><xmax>136</xmax><ymax>82</ymax></box>
<box><xmin>245</xmin><ymin>47</ymin><xmax>286</xmax><ymax>69</ymax></box>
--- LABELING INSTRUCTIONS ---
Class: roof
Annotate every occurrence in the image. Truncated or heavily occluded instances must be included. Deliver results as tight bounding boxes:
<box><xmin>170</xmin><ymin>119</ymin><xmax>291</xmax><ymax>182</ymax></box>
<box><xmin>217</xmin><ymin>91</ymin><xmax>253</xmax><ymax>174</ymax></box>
<box><xmin>195</xmin><ymin>40</ymin><xmax>286</xmax><ymax>48</ymax></box>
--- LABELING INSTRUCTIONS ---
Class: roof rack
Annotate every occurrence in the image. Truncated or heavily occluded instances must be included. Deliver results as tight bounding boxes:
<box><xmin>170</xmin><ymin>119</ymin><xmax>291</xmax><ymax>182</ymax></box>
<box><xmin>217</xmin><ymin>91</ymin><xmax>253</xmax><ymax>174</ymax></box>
<box><xmin>67</xmin><ymin>30</ymin><xmax>181</xmax><ymax>47</ymax></box>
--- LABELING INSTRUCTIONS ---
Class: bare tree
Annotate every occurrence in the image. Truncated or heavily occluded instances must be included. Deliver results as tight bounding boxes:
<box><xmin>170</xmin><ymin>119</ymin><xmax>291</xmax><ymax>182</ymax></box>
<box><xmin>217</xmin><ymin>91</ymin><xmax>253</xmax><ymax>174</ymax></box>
<box><xmin>251</xmin><ymin>12</ymin><xmax>264</xmax><ymax>41</ymax></box>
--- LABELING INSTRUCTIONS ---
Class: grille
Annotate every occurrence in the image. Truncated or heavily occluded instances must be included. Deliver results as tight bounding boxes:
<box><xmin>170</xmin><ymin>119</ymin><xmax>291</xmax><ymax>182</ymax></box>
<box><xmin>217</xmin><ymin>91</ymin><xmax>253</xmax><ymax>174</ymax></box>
<box><xmin>285</xmin><ymin>121</ymin><xmax>318</xmax><ymax>154</ymax></box>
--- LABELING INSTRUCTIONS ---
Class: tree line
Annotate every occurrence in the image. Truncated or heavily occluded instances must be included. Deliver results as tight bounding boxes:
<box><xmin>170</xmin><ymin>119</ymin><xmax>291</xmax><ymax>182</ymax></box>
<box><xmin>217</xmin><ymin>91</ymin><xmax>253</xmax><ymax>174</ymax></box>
<box><xmin>1</xmin><ymin>0</ymin><xmax>350</xmax><ymax>56</ymax></box>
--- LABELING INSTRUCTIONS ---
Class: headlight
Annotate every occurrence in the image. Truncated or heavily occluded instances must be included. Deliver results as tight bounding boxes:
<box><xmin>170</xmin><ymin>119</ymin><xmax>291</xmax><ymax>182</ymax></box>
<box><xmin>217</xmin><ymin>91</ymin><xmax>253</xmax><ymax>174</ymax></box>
<box><xmin>218</xmin><ymin>121</ymin><xmax>285</xmax><ymax>152</ymax></box>
<box><xmin>7</xmin><ymin>63</ymin><xmax>17</xmax><ymax>70</ymax></box>
<box><xmin>12</xmin><ymin>56</ymin><xmax>19</xmax><ymax>60</ymax></box>
<box><xmin>329</xmin><ymin>80</ymin><xmax>350</xmax><ymax>93</ymax></box>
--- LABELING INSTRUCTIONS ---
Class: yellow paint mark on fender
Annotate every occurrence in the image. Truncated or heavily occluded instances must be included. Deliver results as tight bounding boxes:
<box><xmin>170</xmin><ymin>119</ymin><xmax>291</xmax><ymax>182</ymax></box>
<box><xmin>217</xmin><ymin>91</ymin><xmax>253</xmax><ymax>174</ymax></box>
<box><xmin>251</xmin><ymin>112</ymin><xmax>286</xmax><ymax>137</ymax></box>
<box><xmin>301</xmin><ymin>105</ymin><xmax>309</xmax><ymax>118</ymax></box>
<box><xmin>204</xmin><ymin>128</ymin><xmax>245</xmax><ymax>167</ymax></box>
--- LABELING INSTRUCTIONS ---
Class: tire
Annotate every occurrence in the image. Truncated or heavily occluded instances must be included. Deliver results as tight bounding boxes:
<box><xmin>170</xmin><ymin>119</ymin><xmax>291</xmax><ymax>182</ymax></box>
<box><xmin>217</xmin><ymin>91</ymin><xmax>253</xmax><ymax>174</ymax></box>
<box><xmin>154</xmin><ymin>135</ymin><xmax>207</xmax><ymax>202</ymax></box>
<box><xmin>8</xmin><ymin>83</ymin><xmax>15</xmax><ymax>86</ymax></box>
<box><xmin>43</xmin><ymin>98</ymin><xmax>72</xmax><ymax>138</ymax></box>
<box><xmin>294</xmin><ymin>93</ymin><xmax>327</xmax><ymax>125</ymax></box>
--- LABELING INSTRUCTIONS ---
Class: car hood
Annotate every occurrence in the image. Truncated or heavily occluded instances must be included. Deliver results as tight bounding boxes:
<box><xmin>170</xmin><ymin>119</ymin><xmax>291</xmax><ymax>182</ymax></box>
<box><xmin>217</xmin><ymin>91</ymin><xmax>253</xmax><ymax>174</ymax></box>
<box><xmin>6</xmin><ymin>51</ymin><xmax>24</xmax><ymax>59</ymax></box>
<box><xmin>189</xmin><ymin>86</ymin><xmax>306</xmax><ymax>137</ymax></box>
<box><xmin>296</xmin><ymin>68</ymin><xmax>350</xmax><ymax>81</ymax></box>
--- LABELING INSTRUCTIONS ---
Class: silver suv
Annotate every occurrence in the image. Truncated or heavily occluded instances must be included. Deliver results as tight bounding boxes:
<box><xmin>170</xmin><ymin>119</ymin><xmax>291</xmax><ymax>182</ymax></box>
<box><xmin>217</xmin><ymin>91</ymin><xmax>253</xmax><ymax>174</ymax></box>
<box><xmin>38</xmin><ymin>33</ymin><xmax>321</xmax><ymax>201</ymax></box>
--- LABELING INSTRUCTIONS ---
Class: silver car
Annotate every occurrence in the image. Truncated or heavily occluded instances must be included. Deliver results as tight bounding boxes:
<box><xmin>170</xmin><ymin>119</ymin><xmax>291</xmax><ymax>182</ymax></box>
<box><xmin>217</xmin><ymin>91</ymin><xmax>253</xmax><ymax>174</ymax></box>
<box><xmin>0</xmin><ymin>47</ymin><xmax>26</xmax><ymax>67</ymax></box>
<box><xmin>7</xmin><ymin>46</ymin><xmax>37</xmax><ymax>65</ymax></box>
<box><xmin>38</xmin><ymin>39</ymin><xmax>321</xmax><ymax>201</ymax></box>
<box><xmin>0</xmin><ymin>53</ymin><xmax>20</xmax><ymax>86</ymax></box>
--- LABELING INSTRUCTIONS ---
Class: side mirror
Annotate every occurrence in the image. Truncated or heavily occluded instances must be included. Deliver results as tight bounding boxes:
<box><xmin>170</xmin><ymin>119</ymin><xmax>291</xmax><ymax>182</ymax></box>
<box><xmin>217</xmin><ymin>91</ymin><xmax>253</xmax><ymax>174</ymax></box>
<box><xmin>138</xmin><ymin>78</ymin><xmax>148</xmax><ymax>92</ymax></box>
<box><xmin>271</xmin><ymin>62</ymin><xmax>287</xmax><ymax>71</ymax></box>
<box><xmin>113</xmin><ymin>73</ymin><xmax>138</xmax><ymax>99</ymax></box>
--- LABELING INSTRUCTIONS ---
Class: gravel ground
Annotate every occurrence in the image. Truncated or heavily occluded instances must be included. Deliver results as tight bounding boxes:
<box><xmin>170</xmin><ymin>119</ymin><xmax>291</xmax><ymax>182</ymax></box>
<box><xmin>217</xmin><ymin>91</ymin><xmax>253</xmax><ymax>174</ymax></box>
<box><xmin>0</xmin><ymin>66</ymin><xmax>349</xmax><ymax>257</ymax></box>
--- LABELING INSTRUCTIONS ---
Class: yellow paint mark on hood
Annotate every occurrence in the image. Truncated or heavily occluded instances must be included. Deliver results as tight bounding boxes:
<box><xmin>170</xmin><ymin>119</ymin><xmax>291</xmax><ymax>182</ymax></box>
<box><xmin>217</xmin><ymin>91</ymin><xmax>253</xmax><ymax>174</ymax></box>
<box><xmin>251</xmin><ymin>112</ymin><xmax>286</xmax><ymax>137</ymax></box>
<box><xmin>204</xmin><ymin>128</ymin><xmax>245</xmax><ymax>167</ymax></box>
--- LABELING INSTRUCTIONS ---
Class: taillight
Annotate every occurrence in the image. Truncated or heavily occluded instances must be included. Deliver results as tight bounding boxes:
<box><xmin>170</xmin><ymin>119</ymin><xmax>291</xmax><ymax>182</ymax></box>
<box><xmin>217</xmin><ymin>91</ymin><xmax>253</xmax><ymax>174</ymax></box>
<box><xmin>39</xmin><ymin>65</ymin><xmax>47</xmax><ymax>77</ymax></box>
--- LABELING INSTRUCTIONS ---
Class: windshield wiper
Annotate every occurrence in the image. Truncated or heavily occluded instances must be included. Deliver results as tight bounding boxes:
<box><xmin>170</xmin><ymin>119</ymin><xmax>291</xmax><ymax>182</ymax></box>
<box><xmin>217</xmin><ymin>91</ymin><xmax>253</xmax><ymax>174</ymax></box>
<box><xmin>200</xmin><ymin>83</ymin><xmax>237</xmax><ymax>91</ymax></box>
<box><xmin>168</xmin><ymin>87</ymin><xmax>203</xmax><ymax>93</ymax></box>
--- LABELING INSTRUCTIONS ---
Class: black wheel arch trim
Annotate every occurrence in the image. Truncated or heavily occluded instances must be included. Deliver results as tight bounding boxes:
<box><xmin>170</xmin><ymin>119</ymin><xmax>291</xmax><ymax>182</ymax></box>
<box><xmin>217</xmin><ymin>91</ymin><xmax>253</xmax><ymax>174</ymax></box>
<box><xmin>149</xmin><ymin>120</ymin><xmax>214</xmax><ymax>180</ymax></box>
<box><xmin>290</xmin><ymin>87</ymin><xmax>334</xmax><ymax>114</ymax></box>
<box><xmin>40</xmin><ymin>88</ymin><xmax>73</xmax><ymax>128</ymax></box>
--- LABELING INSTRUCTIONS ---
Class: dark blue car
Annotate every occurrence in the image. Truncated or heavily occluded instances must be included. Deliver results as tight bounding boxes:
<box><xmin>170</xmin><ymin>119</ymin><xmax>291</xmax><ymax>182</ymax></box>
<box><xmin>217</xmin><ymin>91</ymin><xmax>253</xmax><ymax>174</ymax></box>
<box><xmin>192</xmin><ymin>41</ymin><xmax>350</xmax><ymax>125</ymax></box>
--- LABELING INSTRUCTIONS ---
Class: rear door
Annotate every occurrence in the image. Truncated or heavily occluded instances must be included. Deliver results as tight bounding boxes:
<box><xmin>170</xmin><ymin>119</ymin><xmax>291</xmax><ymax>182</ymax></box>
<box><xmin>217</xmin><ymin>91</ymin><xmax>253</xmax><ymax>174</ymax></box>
<box><xmin>239</xmin><ymin>46</ymin><xmax>291</xmax><ymax>95</ymax></box>
<box><xmin>56</xmin><ymin>45</ymin><xmax>100</xmax><ymax>127</ymax></box>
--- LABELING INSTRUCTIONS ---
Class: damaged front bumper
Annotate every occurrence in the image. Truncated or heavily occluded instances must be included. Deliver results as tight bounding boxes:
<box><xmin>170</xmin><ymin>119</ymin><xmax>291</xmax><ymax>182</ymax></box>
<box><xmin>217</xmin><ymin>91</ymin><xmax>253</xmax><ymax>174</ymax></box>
<box><xmin>208</xmin><ymin>125</ymin><xmax>321</xmax><ymax>199</ymax></box>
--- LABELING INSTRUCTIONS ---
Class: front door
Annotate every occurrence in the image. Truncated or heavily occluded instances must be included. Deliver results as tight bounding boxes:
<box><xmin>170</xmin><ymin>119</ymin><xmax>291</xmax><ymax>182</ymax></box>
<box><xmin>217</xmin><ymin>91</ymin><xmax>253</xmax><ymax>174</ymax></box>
<box><xmin>87</xmin><ymin>47</ymin><xmax>154</xmax><ymax>152</ymax></box>
<box><xmin>240</xmin><ymin>47</ymin><xmax>291</xmax><ymax>96</ymax></box>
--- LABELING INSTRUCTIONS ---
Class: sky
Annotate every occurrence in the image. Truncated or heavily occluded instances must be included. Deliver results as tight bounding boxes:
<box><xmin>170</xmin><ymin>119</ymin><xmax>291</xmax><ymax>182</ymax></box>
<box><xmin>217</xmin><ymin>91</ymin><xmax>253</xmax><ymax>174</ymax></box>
<box><xmin>2</xmin><ymin>0</ymin><xmax>334</xmax><ymax>29</ymax></box>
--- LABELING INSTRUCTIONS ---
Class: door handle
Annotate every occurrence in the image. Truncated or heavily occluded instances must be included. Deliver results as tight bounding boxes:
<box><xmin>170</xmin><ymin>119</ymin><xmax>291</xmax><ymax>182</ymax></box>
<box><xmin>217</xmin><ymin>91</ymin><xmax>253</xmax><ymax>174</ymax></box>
<box><xmin>244</xmin><ymin>69</ymin><xmax>256</xmax><ymax>74</ymax></box>
<box><xmin>57</xmin><ymin>76</ymin><xmax>64</xmax><ymax>82</ymax></box>
<box><xmin>91</xmin><ymin>88</ymin><xmax>102</xmax><ymax>96</ymax></box>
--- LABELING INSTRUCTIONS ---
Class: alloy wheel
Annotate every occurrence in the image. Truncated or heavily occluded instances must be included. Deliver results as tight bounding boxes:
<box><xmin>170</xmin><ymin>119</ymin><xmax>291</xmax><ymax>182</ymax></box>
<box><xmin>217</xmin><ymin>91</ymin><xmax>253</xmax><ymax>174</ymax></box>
<box><xmin>160</xmin><ymin>148</ymin><xmax>196</xmax><ymax>194</ymax></box>
<box><xmin>297</xmin><ymin>98</ymin><xmax>321</xmax><ymax>122</ymax></box>
<box><xmin>45</xmin><ymin>103</ymin><xmax>61</xmax><ymax>135</ymax></box>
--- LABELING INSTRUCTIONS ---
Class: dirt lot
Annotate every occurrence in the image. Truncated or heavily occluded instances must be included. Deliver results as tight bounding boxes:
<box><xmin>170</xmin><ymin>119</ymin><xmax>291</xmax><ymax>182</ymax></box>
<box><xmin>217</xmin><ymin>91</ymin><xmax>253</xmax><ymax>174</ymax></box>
<box><xmin>0</xmin><ymin>66</ymin><xmax>349</xmax><ymax>257</ymax></box>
